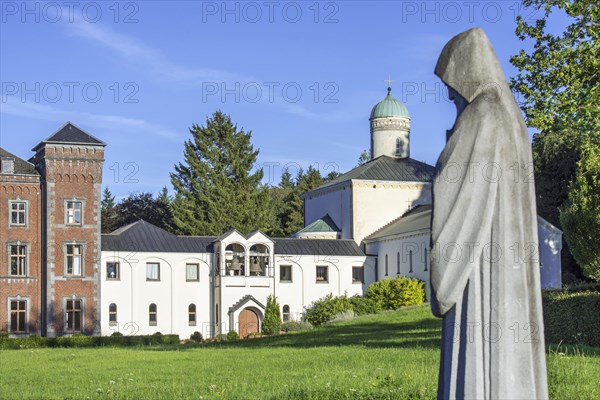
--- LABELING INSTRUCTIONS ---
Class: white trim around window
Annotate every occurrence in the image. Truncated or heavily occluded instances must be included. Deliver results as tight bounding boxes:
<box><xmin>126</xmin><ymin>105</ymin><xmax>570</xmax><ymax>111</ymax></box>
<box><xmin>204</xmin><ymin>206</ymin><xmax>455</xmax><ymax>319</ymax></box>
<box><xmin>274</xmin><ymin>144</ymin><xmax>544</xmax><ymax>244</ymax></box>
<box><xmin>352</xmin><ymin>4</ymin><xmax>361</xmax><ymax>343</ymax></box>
<box><xmin>7</xmin><ymin>241</ymin><xmax>29</xmax><ymax>277</ymax></box>
<box><xmin>64</xmin><ymin>199</ymin><xmax>84</xmax><ymax>225</ymax></box>
<box><xmin>64</xmin><ymin>242</ymin><xmax>84</xmax><ymax>276</ymax></box>
<box><xmin>7</xmin><ymin>297</ymin><xmax>30</xmax><ymax>334</ymax></box>
<box><xmin>8</xmin><ymin>199</ymin><xmax>28</xmax><ymax>227</ymax></box>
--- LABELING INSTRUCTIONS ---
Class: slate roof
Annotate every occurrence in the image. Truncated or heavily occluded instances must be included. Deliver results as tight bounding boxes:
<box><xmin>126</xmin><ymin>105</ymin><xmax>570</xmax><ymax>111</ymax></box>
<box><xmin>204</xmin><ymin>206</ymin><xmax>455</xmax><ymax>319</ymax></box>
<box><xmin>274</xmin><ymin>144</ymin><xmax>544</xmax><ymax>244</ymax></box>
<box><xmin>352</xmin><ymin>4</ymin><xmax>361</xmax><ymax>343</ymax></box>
<box><xmin>101</xmin><ymin>220</ymin><xmax>216</xmax><ymax>253</ymax></box>
<box><xmin>0</xmin><ymin>147</ymin><xmax>39</xmax><ymax>176</ymax></box>
<box><xmin>364</xmin><ymin>204</ymin><xmax>432</xmax><ymax>241</ymax></box>
<box><xmin>273</xmin><ymin>238</ymin><xmax>364</xmax><ymax>256</ymax></box>
<box><xmin>305</xmin><ymin>155</ymin><xmax>435</xmax><ymax>195</ymax></box>
<box><xmin>33</xmin><ymin>122</ymin><xmax>105</xmax><ymax>150</ymax></box>
<box><xmin>102</xmin><ymin>220</ymin><xmax>365</xmax><ymax>256</ymax></box>
<box><xmin>295</xmin><ymin>214</ymin><xmax>340</xmax><ymax>234</ymax></box>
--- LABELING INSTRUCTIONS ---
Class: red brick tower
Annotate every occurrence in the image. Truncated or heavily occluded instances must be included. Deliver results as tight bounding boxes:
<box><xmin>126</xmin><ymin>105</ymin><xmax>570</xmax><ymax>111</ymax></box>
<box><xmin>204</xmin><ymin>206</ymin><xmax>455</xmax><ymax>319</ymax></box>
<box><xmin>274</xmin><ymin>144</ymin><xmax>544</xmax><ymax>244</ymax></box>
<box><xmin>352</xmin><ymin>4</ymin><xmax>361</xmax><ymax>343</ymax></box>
<box><xmin>31</xmin><ymin>122</ymin><xmax>105</xmax><ymax>336</ymax></box>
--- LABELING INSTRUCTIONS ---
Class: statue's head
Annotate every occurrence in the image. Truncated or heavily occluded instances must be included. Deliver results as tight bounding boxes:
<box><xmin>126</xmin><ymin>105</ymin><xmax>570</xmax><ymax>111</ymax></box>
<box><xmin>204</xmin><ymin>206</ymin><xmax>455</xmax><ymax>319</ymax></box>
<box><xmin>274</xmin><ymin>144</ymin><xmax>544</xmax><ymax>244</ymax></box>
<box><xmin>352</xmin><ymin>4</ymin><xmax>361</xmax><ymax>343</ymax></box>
<box><xmin>435</xmin><ymin>28</ymin><xmax>508</xmax><ymax>105</ymax></box>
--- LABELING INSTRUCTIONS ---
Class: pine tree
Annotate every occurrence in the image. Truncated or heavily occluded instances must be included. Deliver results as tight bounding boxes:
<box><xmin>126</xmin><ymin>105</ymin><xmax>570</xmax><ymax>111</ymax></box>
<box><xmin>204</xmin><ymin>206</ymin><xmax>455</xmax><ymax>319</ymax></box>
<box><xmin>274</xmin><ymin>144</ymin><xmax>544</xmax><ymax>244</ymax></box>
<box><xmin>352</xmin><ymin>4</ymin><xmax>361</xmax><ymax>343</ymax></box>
<box><xmin>284</xmin><ymin>167</ymin><xmax>324</xmax><ymax>235</ymax></box>
<box><xmin>270</xmin><ymin>168</ymin><xmax>296</xmax><ymax>237</ymax></box>
<box><xmin>262</xmin><ymin>295</ymin><xmax>282</xmax><ymax>335</ymax></box>
<box><xmin>101</xmin><ymin>187</ymin><xmax>118</xmax><ymax>233</ymax></box>
<box><xmin>170</xmin><ymin>111</ymin><xmax>275</xmax><ymax>236</ymax></box>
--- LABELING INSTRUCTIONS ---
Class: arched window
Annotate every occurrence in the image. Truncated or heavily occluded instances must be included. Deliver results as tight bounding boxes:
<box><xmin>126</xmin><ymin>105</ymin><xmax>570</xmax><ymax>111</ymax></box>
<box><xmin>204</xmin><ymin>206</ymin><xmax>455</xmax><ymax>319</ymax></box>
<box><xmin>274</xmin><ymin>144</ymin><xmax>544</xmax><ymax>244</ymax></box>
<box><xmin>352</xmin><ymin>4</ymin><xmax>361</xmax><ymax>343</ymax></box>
<box><xmin>385</xmin><ymin>254</ymin><xmax>388</xmax><ymax>276</ymax></box>
<box><xmin>188</xmin><ymin>304</ymin><xmax>196</xmax><ymax>326</ymax></box>
<box><xmin>109</xmin><ymin>303</ymin><xmax>117</xmax><ymax>325</ymax></box>
<box><xmin>282</xmin><ymin>305</ymin><xmax>290</xmax><ymax>322</ymax></box>
<box><xmin>225</xmin><ymin>243</ymin><xmax>245</xmax><ymax>276</ymax></box>
<box><xmin>249</xmin><ymin>244</ymin><xmax>269</xmax><ymax>276</ymax></box>
<box><xmin>149</xmin><ymin>303</ymin><xmax>157</xmax><ymax>326</ymax></box>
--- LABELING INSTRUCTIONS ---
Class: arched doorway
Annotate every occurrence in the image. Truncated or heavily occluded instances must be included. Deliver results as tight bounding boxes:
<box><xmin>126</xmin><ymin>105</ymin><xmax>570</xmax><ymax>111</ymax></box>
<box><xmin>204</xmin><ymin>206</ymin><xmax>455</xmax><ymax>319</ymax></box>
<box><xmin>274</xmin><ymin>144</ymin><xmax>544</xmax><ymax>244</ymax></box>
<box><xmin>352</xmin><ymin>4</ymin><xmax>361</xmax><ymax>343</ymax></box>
<box><xmin>238</xmin><ymin>308</ymin><xmax>259</xmax><ymax>338</ymax></box>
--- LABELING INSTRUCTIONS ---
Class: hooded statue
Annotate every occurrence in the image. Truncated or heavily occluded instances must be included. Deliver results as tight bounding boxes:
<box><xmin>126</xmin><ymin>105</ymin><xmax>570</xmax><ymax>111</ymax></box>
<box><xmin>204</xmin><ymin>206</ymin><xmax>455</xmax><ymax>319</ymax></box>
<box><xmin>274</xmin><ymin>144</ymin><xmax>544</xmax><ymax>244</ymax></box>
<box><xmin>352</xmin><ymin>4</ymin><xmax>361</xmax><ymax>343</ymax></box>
<box><xmin>430</xmin><ymin>28</ymin><xmax>548</xmax><ymax>399</ymax></box>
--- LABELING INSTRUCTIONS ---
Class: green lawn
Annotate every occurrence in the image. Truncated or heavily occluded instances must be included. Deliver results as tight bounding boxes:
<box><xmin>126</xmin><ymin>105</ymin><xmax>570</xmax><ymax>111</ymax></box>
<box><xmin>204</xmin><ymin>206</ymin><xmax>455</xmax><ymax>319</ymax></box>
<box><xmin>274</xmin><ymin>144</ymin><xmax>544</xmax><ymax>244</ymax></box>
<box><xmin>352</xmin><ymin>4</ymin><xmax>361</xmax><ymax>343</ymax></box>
<box><xmin>0</xmin><ymin>305</ymin><xmax>598</xmax><ymax>399</ymax></box>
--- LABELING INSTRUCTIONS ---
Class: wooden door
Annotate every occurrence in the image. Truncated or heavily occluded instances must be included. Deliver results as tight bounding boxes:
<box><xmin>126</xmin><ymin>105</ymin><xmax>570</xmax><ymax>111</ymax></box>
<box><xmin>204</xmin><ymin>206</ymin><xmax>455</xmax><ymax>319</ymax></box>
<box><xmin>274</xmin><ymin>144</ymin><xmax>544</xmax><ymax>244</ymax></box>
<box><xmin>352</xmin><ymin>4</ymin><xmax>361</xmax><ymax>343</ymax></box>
<box><xmin>238</xmin><ymin>308</ymin><xmax>259</xmax><ymax>338</ymax></box>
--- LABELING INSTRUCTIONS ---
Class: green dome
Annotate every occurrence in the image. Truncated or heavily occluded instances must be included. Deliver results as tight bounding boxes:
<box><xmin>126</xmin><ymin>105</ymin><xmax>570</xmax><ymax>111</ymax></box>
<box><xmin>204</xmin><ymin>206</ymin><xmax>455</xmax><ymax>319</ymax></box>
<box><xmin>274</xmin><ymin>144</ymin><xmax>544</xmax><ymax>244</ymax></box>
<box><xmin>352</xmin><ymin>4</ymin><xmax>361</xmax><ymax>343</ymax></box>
<box><xmin>370</xmin><ymin>88</ymin><xmax>410</xmax><ymax>119</ymax></box>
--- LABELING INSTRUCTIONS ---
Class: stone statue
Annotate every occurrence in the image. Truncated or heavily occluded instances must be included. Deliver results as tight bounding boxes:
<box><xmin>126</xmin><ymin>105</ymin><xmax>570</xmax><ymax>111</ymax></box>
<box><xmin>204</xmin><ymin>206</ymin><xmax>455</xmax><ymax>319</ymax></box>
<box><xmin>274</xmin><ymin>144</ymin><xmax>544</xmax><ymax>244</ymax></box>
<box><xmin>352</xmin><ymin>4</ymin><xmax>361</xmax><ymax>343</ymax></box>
<box><xmin>430</xmin><ymin>28</ymin><xmax>549</xmax><ymax>399</ymax></box>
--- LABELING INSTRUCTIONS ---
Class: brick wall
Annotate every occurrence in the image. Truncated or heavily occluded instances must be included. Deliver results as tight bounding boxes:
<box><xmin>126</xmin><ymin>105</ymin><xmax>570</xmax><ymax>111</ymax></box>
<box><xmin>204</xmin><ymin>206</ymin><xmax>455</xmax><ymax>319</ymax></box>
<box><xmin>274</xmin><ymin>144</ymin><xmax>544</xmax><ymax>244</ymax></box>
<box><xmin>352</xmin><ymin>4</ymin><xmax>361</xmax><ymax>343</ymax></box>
<box><xmin>0</xmin><ymin>174</ymin><xmax>42</xmax><ymax>335</ymax></box>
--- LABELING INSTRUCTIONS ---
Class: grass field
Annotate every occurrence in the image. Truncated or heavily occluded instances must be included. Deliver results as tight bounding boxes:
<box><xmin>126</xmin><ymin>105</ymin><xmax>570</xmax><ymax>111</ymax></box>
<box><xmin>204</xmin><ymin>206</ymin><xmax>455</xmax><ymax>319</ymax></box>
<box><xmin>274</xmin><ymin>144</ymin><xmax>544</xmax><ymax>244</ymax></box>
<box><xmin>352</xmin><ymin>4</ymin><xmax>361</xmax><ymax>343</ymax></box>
<box><xmin>1</xmin><ymin>305</ymin><xmax>598</xmax><ymax>399</ymax></box>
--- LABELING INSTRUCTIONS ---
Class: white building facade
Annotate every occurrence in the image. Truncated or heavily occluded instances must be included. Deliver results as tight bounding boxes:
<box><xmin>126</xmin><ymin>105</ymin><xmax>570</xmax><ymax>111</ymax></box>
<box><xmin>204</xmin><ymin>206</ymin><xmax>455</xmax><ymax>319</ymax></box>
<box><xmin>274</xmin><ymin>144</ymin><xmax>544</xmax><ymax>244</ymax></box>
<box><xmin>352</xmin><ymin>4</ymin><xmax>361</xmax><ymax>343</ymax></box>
<box><xmin>100</xmin><ymin>87</ymin><xmax>562</xmax><ymax>339</ymax></box>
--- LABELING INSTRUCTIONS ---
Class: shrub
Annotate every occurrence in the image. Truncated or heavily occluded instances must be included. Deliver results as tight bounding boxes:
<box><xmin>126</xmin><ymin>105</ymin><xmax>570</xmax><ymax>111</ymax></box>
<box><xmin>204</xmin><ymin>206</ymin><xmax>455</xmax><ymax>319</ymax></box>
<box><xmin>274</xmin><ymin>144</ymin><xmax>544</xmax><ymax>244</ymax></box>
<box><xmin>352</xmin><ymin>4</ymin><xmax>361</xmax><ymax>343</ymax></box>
<box><xmin>328</xmin><ymin>309</ymin><xmax>356</xmax><ymax>324</ymax></box>
<box><xmin>215</xmin><ymin>334</ymin><xmax>228</xmax><ymax>342</ymax></box>
<box><xmin>348</xmin><ymin>295</ymin><xmax>381</xmax><ymax>315</ymax></box>
<box><xmin>111</xmin><ymin>331</ymin><xmax>124</xmax><ymax>337</ymax></box>
<box><xmin>281</xmin><ymin>321</ymin><xmax>313</xmax><ymax>332</ymax></box>
<box><xmin>262</xmin><ymin>295</ymin><xmax>282</xmax><ymax>335</ymax></box>
<box><xmin>367</xmin><ymin>277</ymin><xmax>425</xmax><ymax>310</ymax></box>
<box><xmin>542</xmin><ymin>289</ymin><xmax>600</xmax><ymax>347</ymax></box>
<box><xmin>304</xmin><ymin>294</ymin><xmax>353</xmax><ymax>327</ymax></box>
<box><xmin>190</xmin><ymin>331</ymin><xmax>203</xmax><ymax>343</ymax></box>
<box><xmin>226</xmin><ymin>330</ymin><xmax>239</xmax><ymax>341</ymax></box>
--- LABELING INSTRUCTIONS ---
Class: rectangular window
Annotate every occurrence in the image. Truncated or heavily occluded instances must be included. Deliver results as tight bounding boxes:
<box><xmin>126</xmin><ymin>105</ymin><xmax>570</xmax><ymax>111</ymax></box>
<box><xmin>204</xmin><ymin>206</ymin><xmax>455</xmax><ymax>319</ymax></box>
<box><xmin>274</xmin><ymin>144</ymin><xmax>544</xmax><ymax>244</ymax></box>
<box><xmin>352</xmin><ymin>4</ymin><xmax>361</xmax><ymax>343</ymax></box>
<box><xmin>409</xmin><ymin>250</ymin><xmax>413</xmax><ymax>273</ymax></box>
<box><xmin>66</xmin><ymin>201</ymin><xmax>82</xmax><ymax>225</ymax></box>
<box><xmin>146</xmin><ymin>263</ymin><xmax>160</xmax><ymax>281</ymax></box>
<box><xmin>280</xmin><ymin>265</ymin><xmax>292</xmax><ymax>282</ymax></box>
<box><xmin>66</xmin><ymin>244</ymin><xmax>83</xmax><ymax>276</ymax></box>
<box><xmin>10</xmin><ymin>300</ymin><xmax>27</xmax><ymax>333</ymax></box>
<box><xmin>316</xmin><ymin>266</ymin><xmax>328</xmax><ymax>283</ymax></box>
<box><xmin>65</xmin><ymin>299</ymin><xmax>82</xmax><ymax>333</ymax></box>
<box><xmin>397</xmin><ymin>252</ymin><xmax>400</xmax><ymax>274</ymax></box>
<box><xmin>106</xmin><ymin>262</ymin><xmax>120</xmax><ymax>280</ymax></box>
<box><xmin>9</xmin><ymin>244</ymin><xmax>27</xmax><ymax>276</ymax></box>
<box><xmin>424</xmin><ymin>249</ymin><xmax>428</xmax><ymax>272</ymax></box>
<box><xmin>352</xmin><ymin>266</ymin><xmax>364</xmax><ymax>284</ymax></box>
<box><xmin>1</xmin><ymin>159</ymin><xmax>15</xmax><ymax>174</ymax></box>
<box><xmin>9</xmin><ymin>201</ymin><xmax>27</xmax><ymax>226</ymax></box>
<box><xmin>186</xmin><ymin>263</ymin><xmax>199</xmax><ymax>281</ymax></box>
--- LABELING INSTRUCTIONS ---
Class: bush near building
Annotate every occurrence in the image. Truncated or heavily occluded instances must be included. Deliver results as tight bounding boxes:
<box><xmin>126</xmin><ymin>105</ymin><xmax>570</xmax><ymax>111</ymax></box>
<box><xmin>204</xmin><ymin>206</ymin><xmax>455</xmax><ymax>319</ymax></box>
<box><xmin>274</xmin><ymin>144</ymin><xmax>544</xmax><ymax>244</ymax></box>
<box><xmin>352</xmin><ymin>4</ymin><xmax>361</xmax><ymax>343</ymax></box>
<box><xmin>367</xmin><ymin>277</ymin><xmax>425</xmax><ymax>310</ymax></box>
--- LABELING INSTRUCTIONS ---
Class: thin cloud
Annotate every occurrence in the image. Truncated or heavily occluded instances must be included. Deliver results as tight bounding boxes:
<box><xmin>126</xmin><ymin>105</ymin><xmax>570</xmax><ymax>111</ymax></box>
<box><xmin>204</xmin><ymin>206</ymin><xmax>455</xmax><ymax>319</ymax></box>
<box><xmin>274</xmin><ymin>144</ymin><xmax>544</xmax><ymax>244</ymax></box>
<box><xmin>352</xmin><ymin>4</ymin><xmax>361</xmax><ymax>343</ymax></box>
<box><xmin>67</xmin><ymin>17</ymin><xmax>240</xmax><ymax>85</ymax></box>
<box><xmin>1</xmin><ymin>99</ymin><xmax>182</xmax><ymax>143</ymax></box>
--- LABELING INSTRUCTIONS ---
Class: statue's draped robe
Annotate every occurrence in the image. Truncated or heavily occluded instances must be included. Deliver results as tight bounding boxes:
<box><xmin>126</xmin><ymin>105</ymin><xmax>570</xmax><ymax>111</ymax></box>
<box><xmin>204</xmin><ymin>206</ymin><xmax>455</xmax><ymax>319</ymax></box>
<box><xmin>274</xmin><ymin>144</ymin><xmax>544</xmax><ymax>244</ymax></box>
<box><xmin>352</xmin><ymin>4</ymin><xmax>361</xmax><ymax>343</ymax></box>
<box><xmin>431</xmin><ymin>28</ymin><xmax>548</xmax><ymax>400</ymax></box>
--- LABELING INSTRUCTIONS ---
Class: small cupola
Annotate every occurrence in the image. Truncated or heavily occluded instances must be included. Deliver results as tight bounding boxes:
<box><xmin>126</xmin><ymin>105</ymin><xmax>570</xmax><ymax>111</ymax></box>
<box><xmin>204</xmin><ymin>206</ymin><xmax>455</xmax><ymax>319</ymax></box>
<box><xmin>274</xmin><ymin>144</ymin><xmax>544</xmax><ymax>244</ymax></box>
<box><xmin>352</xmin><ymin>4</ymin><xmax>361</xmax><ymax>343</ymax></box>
<box><xmin>369</xmin><ymin>87</ymin><xmax>411</xmax><ymax>159</ymax></box>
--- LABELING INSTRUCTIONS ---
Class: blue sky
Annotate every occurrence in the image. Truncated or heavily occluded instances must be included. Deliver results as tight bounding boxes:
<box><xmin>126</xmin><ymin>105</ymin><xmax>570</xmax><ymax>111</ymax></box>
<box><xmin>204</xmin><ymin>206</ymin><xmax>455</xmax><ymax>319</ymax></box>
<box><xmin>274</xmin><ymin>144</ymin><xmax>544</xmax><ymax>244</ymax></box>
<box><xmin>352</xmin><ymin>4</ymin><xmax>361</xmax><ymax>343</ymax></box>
<box><xmin>1</xmin><ymin>1</ymin><xmax>568</xmax><ymax>199</ymax></box>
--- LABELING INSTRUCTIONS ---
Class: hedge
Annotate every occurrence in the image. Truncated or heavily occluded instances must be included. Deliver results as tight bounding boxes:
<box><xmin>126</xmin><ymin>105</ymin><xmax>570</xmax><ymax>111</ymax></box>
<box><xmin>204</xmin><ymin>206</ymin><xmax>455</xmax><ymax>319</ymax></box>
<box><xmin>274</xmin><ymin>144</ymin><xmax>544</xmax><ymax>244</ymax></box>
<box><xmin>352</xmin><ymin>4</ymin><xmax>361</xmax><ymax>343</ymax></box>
<box><xmin>0</xmin><ymin>333</ymin><xmax>180</xmax><ymax>350</ymax></box>
<box><xmin>542</xmin><ymin>289</ymin><xmax>600</xmax><ymax>347</ymax></box>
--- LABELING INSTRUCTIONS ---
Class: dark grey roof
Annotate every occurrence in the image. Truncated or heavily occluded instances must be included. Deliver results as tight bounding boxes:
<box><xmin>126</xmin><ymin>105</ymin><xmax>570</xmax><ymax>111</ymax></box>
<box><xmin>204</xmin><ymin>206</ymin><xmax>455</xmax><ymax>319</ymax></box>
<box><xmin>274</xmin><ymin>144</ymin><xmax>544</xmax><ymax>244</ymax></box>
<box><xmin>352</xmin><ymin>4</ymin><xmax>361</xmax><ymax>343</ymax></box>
<box><xmin>364</xmin><ymin>204</ymin><xmax>432</xmax><ymax>241</ymax></box>
<box><xmin>273</xmin><ymin>238</ymin><xmax>365</xmax><ymax>256</ymax></box>
<box><xmin>33</xmin><ymin>122</ymin><xmax>105</xmax><ymax>150</ymax></box>
<box><xmin>0</xmin><ymin>147</ymin><xmax>39</xmax><ymax>176</ymax></box>
<box><xmin>101</xmin><ymin>220</ymin><xmax>215</xmax><ymax>253</ymax></box>
<box><xmin>306</xmin><ymin>155</ymin><xmax>434</xmax><ymax>194</ymax></box>
<box><xmin>102</xmin><ymin>220</ymin><xmax>365</xmax><ymax>257</ymax></box>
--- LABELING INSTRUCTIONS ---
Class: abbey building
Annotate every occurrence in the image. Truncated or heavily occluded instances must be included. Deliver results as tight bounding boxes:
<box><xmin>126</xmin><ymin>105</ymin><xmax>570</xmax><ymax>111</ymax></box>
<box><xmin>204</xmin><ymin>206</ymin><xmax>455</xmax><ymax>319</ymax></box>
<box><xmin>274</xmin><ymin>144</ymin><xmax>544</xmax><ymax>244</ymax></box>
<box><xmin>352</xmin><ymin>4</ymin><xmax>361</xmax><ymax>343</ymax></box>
<box><xmin>0</xmin><ymin>89</ymin><xmax>562</xmax><ymax>338</ymax></box>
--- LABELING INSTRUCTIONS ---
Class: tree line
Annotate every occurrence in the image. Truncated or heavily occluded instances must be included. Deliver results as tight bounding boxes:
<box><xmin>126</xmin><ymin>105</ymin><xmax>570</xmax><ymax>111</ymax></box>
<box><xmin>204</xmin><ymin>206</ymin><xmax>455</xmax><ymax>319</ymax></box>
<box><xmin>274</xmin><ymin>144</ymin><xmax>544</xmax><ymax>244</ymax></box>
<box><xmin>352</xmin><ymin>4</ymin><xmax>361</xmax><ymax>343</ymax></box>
<box><xmin>101</xmin><ymin>111</ymin><xmax>342</xmax><ymax>238</ymax></box>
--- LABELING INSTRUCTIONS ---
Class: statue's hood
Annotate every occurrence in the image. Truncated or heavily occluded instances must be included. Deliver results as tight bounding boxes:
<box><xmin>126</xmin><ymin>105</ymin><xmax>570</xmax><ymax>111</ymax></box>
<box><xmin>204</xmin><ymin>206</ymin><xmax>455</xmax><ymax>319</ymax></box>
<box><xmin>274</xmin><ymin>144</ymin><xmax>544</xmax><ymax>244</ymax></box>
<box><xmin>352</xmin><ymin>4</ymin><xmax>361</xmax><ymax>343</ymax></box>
<box><xmin>434</xmin><ymin>28</ymin><xmax>508</xmax><ymax>103</ymax></box>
